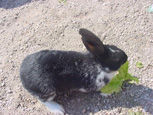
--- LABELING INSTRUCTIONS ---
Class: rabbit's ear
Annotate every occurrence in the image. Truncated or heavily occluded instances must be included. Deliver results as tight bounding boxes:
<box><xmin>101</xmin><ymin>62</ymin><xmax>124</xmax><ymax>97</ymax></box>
<box><xmin>79</xmin><ymin>28</ymin><xmax>105</xmax><ymax>56</ymax></box>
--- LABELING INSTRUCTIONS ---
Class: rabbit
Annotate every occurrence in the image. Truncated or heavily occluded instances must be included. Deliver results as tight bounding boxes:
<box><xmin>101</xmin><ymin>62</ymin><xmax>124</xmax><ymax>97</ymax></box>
<box><xmin>20</xmin><ymin>28</ymin><xmax>128</xmax><ymax>115</ymax></box>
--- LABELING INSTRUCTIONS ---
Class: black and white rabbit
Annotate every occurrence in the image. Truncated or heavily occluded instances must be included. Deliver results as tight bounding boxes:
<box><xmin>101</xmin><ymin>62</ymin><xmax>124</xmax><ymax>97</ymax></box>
<box><xmin>20</xmin><ymin>28</ymin><xmax>128</xmax><ymax>115</ymax></box>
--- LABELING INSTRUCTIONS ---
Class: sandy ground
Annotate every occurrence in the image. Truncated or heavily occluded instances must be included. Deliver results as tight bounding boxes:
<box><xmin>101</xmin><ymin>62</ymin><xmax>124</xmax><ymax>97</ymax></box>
<box><xmin>0</xmin><ymin>0</ymin><xmax>153</xmax><ymax>115</ymax></box>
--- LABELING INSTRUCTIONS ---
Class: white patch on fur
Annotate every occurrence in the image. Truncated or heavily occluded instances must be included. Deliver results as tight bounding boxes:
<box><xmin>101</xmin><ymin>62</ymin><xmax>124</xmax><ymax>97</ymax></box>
<box><xmin>105</xmin><ymin>67</ymin><xmax>110</xmax><ymax>71</ymax></box>
<box><xmin>96</xmin><ymin>72</ymin><xmax>105</xmax><ymax>91</ymax></box>
<box><xmin>97</xmin><ymin>65</ymin><xmax>102</xmax><ymax>73</ymax></box>
<box><xmin>96</xmin><ymin>71</ymin><xmax>114</xmax><ymax>91</ymax></box>
<box><xmin>43</xmin><ymin>101</ymin><xmax>65</xmax><ymax>115</ymax></box>
<box><xmin>109</xmin><ymin>48</ymin><xmax>116</xmax><ymax>53</ymax></box>
<box><xmin>47</xmin><ymin>93</ymin><xmax>56</xmax><ymax>101</ymax></box>
<box><xmin>79</xmin><ymin>88</ymin><xmax>87</xmax><ymax>92</ymax></box>
<box><xmin>109</xmin><ymin>47</ymin><xmax>120</xmax><ymax>53</ymax></box>
<box><xmin>108</xmin><ymin>72</ymin><xmax>115</xmax><ymax>80</ymax></box>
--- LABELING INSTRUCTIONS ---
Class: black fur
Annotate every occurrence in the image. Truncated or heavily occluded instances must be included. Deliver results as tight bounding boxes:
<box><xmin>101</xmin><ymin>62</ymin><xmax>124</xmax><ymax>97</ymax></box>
<box><xmin>20</xmin><ymin>50</ymin><xmax>100</xmax><ymax>100</ymax></box>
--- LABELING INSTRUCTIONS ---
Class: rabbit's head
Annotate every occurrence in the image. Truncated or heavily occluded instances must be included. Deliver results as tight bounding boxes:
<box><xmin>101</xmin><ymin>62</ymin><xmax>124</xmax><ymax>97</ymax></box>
<box><xmin>79</xmin><ymin>28</ymin><xmax>128</xmax><ymax>72</ymax></box>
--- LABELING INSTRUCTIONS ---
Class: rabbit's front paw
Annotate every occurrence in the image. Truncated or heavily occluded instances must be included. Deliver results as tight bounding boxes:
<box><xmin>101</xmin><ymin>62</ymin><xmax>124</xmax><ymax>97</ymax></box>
<box><xmin>53</xmin><ymin>109</ymin><xmax>65</xmax><ymax>115</ymax></box>
<box><xmin>43</xmin><ymin>101</ymin><xmax>65</xmax><ymax>115</ymax></box>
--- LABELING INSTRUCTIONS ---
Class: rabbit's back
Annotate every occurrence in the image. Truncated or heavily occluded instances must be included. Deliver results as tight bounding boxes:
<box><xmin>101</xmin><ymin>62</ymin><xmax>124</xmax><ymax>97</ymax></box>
<box><xmin>20</xmin><ymin>50</ymin><xmax>98</xmax><ymax>99</ymax></box>
<box><xmin>20</xmin><ymin>50</ymin><xmax>56</xmax><ymax>100</ymax></box>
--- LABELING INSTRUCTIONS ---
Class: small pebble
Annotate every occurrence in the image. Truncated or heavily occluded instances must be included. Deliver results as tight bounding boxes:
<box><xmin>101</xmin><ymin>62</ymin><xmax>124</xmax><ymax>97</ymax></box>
<box><xmin>1</xmin><ymin>82</ymin><xmax>5</xmax><ymax>87</ymax></box>
<box><xmin>7</xmin><ymin>90</ymin><xmax>13</xmax><ymax>94</ymax></box>
<box><xmin>82</xmin><ymin>108</ymin><xmax>87</xmax><ymax>113</ymax></box>
<box><xmin>87</xmin><ymin>107</ymin><xmax>90</xmax><ymax>110</ymax></box>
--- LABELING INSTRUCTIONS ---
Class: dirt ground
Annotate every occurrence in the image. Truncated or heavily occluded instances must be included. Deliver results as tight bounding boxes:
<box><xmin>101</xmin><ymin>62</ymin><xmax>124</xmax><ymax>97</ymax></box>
<box><xmin>0</xmin><ymin>0</ymin><xmax>153</xmax><ymax>115</ymax></box>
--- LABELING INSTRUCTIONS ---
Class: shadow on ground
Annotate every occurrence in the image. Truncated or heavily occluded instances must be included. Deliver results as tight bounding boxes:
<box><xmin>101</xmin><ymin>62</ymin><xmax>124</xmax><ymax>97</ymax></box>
<box><xmin>55</xmin><ymin>83</ymin><xmax>153</xmax><ymax>115</ymax></box>
<box><xmin>0</xmin><ymin>0</ymin><xmax>45</xmax><ymax>9</ymax></box>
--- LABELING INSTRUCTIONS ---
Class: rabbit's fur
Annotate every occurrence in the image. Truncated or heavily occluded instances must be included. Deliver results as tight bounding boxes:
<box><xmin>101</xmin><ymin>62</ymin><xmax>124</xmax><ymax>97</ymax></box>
<box><xmin>20</xmin><ymin>28</ymin><xmax>128</xmax><ymax>115</ymax></box>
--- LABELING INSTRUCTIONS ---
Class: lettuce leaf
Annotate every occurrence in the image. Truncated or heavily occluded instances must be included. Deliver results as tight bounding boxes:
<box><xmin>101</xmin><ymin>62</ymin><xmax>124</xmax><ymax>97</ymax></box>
<box><xmin>101</xmin><ymin>61</ymin><xmax>139</xmax><ymax>94</ymax></box>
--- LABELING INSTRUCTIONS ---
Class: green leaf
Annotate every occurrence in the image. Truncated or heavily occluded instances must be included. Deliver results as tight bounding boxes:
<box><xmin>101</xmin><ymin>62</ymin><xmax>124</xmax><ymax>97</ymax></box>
<box><xmin>118</xmin><ymin>61</ymin><xmax>129</xmax><ymax>74</ymax></box>
<box><xmin>101</xmin><ymin>75</ymin><xmax>123</xmax><ymax>93</ymax></box>
<box><xmin>135</xmin><ymin>111</ymin><xmax>143</xmax><ymax>115</ymax></box>
<box><xmin>128</xmin><ymin>109</ymin><xmax>136</xmax><ymax>115</ymax></box>
<box><xmin>101</xmin><ymin>61</ymin><xmax>139</xmax><ymax>94</ymax></box>
<box><xmin>128</xmin><ymin>110</ymin><xmax>144</xmax><ymax>115</ymax></box>
<box><xmin>136</xmin><ymin>61</ymin><xmax>144</xmax><ymax>68</ymax></box>
<box><xmin>101</xmin><ymin>82</ymin><xmax>122</xmax><ymax>94</ymax></box>
<box><xmin>125</xmin><ymin>73</ymin><xmax>139</xmax><ymax>84</ymax></box>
